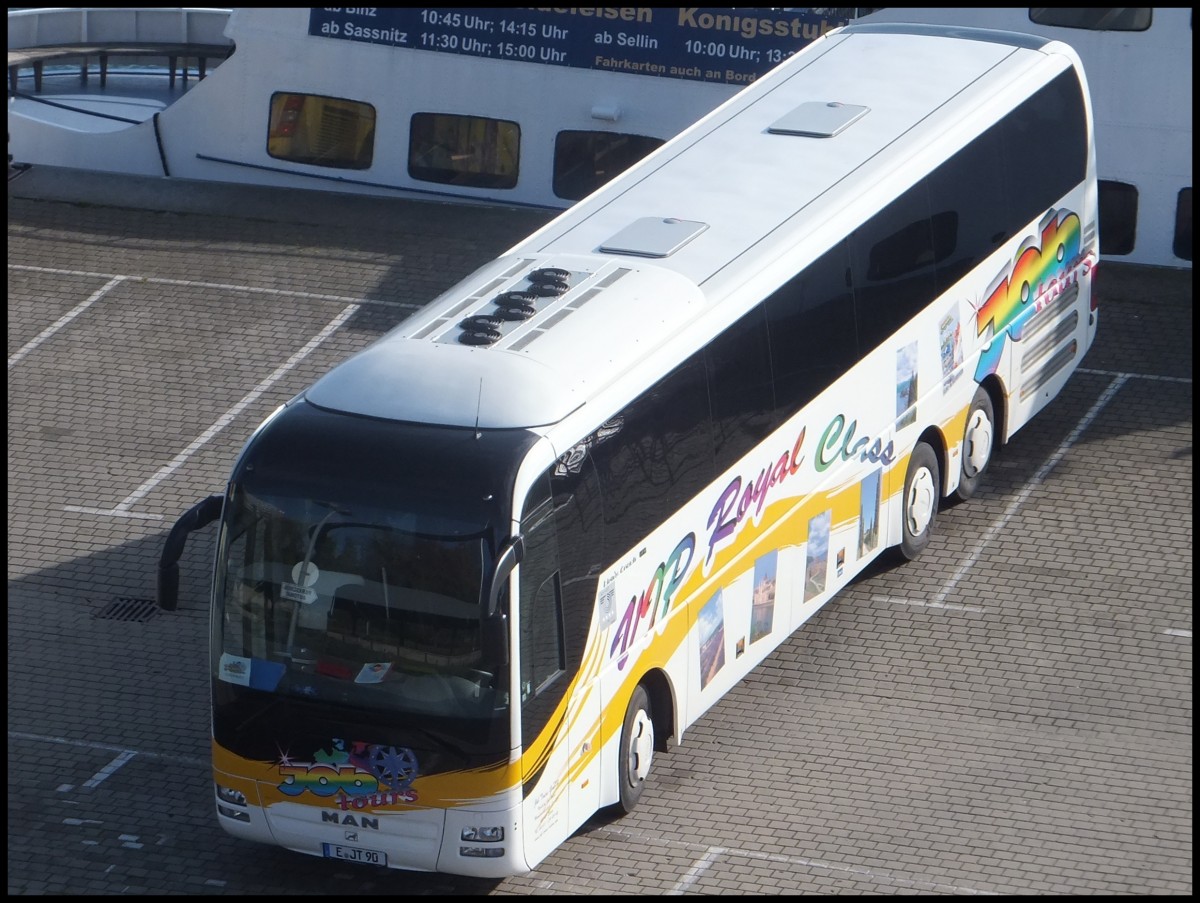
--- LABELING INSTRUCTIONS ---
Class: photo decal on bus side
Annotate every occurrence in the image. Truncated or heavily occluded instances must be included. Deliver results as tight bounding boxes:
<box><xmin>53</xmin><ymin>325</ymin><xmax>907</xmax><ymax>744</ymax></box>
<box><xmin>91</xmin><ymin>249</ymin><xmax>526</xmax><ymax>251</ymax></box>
<box><xmin>750</xmin><ymin>551</ymin><xmax>777</xmax><ymax>645</ymax></box>
<box><xmin>858</xmin><ymin>469</ymin><xmax>883</xmax><ymax>558</ymax></box>
<box><xmin>939</xmin><ymin>307</ymin><xmax>965</xmax><ymax>393</ymax></box>
<box><xmin>697</xmin><ymin>590</ymin><xmax>726</xmax><ymax>689</ymax></box>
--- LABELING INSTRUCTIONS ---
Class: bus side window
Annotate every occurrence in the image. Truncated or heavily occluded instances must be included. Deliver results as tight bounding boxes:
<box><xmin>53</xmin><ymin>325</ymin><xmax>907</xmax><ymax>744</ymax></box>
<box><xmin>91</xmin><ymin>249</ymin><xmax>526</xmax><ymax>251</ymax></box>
<box><xmin>925</xmin><ymin>127</ymin><xmax>1010</xmax><ymax>290</ymax></box>
<box><xmin>764</xmin><ymin>239</ymin><xmax>858</xmax><ymax>419</ymax></box>
<box><xmin>518</xmin><ymin>490</ymin><xmax>567</xmax><ymax>750</ymax></box>
<box><xmin>589</xmin><ymin>358</ymin><xmax>713</xmax><ymax>560</ymax></box>
<box><xmin>999</xmin><ymin>71</ymin><xmax>1088</xmax><ymax>232</ymax></box>
<box><xmin>549</xmin><ymin>442</ymin><xmax>606</xmax><ymax>676</ymax></box>
<box><xmin>849</xmin><ymin>182</ymin><xmax>939</xmax><ymax>353</ymax></box>
<box><xmin>706</xmin><ymin>306</ymin><xmax>776</xmax><ymax>472</ymax></box>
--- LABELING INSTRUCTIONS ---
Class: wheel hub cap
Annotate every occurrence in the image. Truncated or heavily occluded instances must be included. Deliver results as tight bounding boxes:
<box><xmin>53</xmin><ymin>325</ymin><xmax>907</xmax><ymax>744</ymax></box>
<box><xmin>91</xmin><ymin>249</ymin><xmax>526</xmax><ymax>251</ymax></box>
<box><xmin>965</xmin><ymin>410</ymin><xmax>993</xmax><ymax>475</ymax></box>
<box><xmin>630</xmin><ymin>711</ymin><xmax>654</xmax><ymax>782</ymax></box>
<box><xmin>907</xmin><ymin>467</ymin><xmax>936</xmax><ymax>535</ymax></box>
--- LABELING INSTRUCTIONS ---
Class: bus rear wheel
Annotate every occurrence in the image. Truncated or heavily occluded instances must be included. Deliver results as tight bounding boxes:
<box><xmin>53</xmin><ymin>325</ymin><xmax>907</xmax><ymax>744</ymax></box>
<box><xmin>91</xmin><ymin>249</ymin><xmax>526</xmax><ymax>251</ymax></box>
<box><xmin>953</xmin><ymin>387</ymin><xmax>995</xmax><ymax>503</ymax></box>
<box><xmin>616</xmin><ymin>685</ymin><xmax>654</xmax><ymax>814</ymax></box>
<box><xmin>899</xmin><ymin>441</ymin><xmax>940</xmax><ymax>561</ymax></box>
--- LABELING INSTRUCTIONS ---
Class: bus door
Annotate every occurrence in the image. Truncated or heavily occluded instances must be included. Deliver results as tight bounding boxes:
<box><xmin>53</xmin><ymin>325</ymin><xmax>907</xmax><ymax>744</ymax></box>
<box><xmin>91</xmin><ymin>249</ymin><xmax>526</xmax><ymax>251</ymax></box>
<box><xmin>516</xmin><ymin>473</ymin><xmax>602</xmax><ymax>862</ymax></box>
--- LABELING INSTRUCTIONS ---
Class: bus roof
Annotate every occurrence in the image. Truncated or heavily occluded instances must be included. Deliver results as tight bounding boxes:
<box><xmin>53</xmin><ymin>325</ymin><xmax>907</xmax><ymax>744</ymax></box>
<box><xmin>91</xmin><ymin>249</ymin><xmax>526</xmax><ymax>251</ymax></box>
<box><xmin>304</xmin><ymin>24</ymin><xmax>1075</xmax><ymax>430</ymax></box>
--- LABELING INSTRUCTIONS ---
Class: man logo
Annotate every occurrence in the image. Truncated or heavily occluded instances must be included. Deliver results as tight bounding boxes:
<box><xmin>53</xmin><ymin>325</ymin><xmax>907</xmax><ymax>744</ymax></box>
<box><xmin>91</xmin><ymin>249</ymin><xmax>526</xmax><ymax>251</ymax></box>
<box><xmin>322</xmin><ymin>811</ymin><xmax>379</xmax><ymax>829</ymax></box>
<box><xmin>345</xmin><ymin>831</ymin><xmax>358</xmax><ymax>842</ymax></box>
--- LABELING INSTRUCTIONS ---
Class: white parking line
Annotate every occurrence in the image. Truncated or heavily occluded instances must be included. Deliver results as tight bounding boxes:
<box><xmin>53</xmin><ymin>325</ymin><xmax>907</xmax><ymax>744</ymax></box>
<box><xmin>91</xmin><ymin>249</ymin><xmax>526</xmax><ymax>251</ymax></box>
<box><xmin>876</xmin><ymin>595</ymin><xmax>984</xmax><ymax>613</ymax></box>
<box><xmin>83</xmin><ymin>750</ymin><xmax>138</xmax><ymax>789</ymax></box>
<box><xmin>932</xmin><ymin>374</ymin><xmax>1129</xmax><ymax>607</ymax></box>
<box><xmin>8</xmin><ymin>275</ymin><xmax>125</xmax><ymax>369</ymax></box>
<box><xmin>1079</xmin><ymin>366</ymin><xmax>1191</xmax><ymax>384</ymax></box>
<box><xmin>64</xmin><ymin>303</ymin><xmax>359</xmax><ymax>520</ymax></box>
<box><xmin>601</xmin><ymin>823</ymin><xmax>995</xmax><ymax>895</ymax></box>
<box><xmin>668</xmin><ymin>845</ymin><xmax>727</xmax><ymax>894</ymax></box>
<box><xmin>8</xmin><ymin>729</ymin><xmax>206</xmax><ymax>767</ymax></box>
<box><xmin>8</xmin><ymin>263</ymin><xmax>410</xmax><ymax>308</ymax></box>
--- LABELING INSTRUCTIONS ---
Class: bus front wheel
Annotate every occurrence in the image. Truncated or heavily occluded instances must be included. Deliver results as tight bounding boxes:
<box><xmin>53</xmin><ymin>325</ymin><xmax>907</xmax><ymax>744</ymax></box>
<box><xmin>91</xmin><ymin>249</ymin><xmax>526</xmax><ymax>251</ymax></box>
<box><xmin>616</xmin><ymin>685</ymin><xmax>654</xmax><ymax>814</ymax></box>
<box><xmin>953</xmin><ymin>387</ymin><xmax>995</xmax><ymax>502</ymax></box>
<box><xmin>899</xmin><ymin>441</ymin><xmax>940</xmax><ymax>560</ymax></box>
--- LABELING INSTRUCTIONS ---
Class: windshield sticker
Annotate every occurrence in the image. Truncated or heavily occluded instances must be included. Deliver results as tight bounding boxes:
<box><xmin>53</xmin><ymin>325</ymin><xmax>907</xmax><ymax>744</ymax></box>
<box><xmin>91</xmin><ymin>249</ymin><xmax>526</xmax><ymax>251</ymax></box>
<box><xmin>219</xmin><ymin>653</ymin><xmax>251</xmax><ymax>686</ymax></box>
<box><xmin>218</xmin><ymin>654</ymin><xmax>286</xmax><ymax>690</ymax></box>
<box><xmin>355</xmin><ymin>662</ymin><xmax>393</xmax><ymax>684</ymax></box>
<box><xmin>282</xmin><ymin>561</ymin><xmax>320</xmax><ymax>603</ymax></box>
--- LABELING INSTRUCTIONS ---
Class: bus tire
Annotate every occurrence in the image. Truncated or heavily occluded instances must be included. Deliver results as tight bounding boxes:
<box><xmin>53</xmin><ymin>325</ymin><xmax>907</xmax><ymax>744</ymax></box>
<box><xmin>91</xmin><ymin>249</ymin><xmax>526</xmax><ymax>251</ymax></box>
<box><xmin>616</xmin><ymin>685</ymin><xmax>654</xmax><ymax>814</ymax></box>
<box><xmin>953</xmin><ymin>387</ymin><xmax>995</xmax><ymax>503</ymax></box>
<box><xmin>899</xmin><ymin>441</ymin><xmax>939</xmax><ymax>561</ymax></box>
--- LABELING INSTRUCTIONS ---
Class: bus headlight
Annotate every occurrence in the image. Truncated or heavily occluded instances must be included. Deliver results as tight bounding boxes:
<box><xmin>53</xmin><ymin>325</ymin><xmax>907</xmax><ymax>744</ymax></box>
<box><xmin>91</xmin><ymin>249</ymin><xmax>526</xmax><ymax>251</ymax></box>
<box><xmin>461</xmin><ymin>825</ymin><xmax>504</xmax><ymax>842</ymax></box>
<box><xmin>460</xmin><ymin>845</ymin><xmax>505</xmax><ymax>858</ymax></box>
<box><xmin>216</xmin><ymin>783</ymin><xmax>248</xmax><ymax>807</ymax></box>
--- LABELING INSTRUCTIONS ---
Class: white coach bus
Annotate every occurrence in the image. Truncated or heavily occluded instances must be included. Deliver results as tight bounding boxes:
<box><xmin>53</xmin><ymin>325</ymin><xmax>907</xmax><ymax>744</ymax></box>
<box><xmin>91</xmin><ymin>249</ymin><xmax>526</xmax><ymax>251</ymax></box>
<box><xmin>159</xmin><ymin>21</ymin><xmax>1098</xmax><ymax>877</ymax></box>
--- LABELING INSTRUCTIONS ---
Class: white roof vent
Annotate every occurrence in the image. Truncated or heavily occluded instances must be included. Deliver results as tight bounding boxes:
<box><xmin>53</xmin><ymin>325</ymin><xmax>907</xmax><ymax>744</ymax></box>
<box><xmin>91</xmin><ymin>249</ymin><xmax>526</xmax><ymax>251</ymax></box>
<box><xmin>768</xmin><ymin>101</ymin><xmax>869</xmax><ymax>138</ymax></box>
<box><xmin>599</xmin><ymin>217</ymin><xmax>708</xmax><ymax>258</ymax></box>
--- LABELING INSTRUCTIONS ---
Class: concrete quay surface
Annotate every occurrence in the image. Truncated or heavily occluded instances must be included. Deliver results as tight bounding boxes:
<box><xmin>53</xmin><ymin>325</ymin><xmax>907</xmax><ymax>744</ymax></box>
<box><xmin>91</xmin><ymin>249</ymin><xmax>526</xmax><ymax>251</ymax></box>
<box><xmin>8</xmin><ymin>166</ymin><xmax>1192</xmax><ymax>895</ymax></box>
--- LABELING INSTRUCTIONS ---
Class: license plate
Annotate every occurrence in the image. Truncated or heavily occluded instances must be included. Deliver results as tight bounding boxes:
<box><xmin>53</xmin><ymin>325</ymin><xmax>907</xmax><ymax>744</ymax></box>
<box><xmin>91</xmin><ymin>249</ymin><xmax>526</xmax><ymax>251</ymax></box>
<box><xmin>322</xmin><ymin>843</ymin><xmax>387</xmax><ymax>866</ymax></box>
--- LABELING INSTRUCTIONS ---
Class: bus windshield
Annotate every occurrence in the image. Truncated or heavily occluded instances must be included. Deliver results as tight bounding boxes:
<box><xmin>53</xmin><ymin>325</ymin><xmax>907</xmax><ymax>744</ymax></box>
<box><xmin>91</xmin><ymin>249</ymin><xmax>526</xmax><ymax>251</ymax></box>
<box><xmin>215</xmin><ymin>486</ymin><xmax>504</xmax><ymax>722</ymax></box>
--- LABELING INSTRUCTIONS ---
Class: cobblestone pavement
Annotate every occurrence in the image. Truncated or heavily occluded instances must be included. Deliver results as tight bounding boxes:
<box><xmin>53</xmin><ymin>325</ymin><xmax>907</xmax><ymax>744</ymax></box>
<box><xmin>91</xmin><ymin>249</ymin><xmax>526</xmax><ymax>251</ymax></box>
<box><xmin>8</xmin><ymin>168</ymin><xmax>1192</xmax><ymax>895</ymax></box>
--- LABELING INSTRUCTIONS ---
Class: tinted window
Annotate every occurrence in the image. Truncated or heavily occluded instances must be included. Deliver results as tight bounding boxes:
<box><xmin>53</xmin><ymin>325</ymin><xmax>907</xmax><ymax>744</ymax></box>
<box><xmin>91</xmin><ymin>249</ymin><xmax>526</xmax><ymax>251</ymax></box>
<box><xmin>1098</xmin><ymin>180</ymin><xmax>1139</xmax><ymax>255</ymax></box>
<box><xmin>925</xmin><ymin>127</ymin><xmax>1011</xmax><ymax>288</ymax></box>
<box><xmin>409</xmin><ymin>112</ymin><xmax>520</xmax><ymax>189</ymax></box>
<box><xmin>1029</xmin><ymin>8</ymin><xmax>1151</xmax><ymax>30</ymax></box>
<box><xmin>590</xmin><ymin>358</ymin><xmax>712</xmax><ymax>558</ymax></box>
<box><xmin>267</xmin><ymin>92</ymin><xmax>375</xmax><ymax>170</ymax></box>
<box><xmin>553</xmin><ymin>130</ymin><xmax>665</xmax><ymax>200</ymax></box>
<box><xmin>999</xmin><ymin>70</ymin><xmax>1088</xmax><ymax>231</ymax></box>
<box><xmin>764</xmin><ymin>240</ymin><xmax>858</xmax><ymax>417</ymax></box>
<box><xmin>1174</xmin><ymin>188</ymin><xmax>1192</xmax><ymax>262</ymax></box>
<box><xmin>518</xmin><ymin>492</ymin><xmax>566</xmax><ymax>748</ymax></box>
<box><xmin>548</xmin><ymin>441</ymin><xmax>606</xmax><ymax>673</ymax></box>
<box><xmin>706</xmin><ymin>307</ymin><xmax>776</xmax><ymax>472</ymax></box>
<box><xmin>849</xmin><ymin>182</ymin><xmax>939</xmax><ymax>352</ymax></box>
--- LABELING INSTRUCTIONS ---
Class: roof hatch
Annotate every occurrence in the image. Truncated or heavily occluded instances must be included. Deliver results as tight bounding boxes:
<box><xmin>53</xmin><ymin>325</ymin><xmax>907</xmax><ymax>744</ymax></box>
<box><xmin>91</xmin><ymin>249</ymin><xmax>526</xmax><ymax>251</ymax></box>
<box><xmin>768</xmin><ymin>101</ymin><xmax>869</xmax><ymax>138</ymax></box>
<box><xmin>599</xmin><ymin>217</ymin><xmax>708</xmax><ymax>258</ymax></box>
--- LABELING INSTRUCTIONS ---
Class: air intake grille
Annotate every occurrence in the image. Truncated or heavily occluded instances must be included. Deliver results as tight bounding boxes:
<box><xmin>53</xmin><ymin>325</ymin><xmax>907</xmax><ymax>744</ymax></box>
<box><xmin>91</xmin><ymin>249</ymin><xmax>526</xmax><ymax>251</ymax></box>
<box><xmin>93</xmin><ymin>597</ymin><xmax>160</xmax><ymax>622</ymax></box>
<box><xmin>456</xmin><ymin>267</ymin><xmax>578</xmax><ymax>346</ymax></box>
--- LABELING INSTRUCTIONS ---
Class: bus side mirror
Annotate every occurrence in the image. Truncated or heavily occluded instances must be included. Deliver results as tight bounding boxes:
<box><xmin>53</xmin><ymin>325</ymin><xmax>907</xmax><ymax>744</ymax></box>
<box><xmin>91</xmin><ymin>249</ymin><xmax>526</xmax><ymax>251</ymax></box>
<box><xmin>482</xmin><ymin>613</ymin><xmax>508</xmax><ymax>667</ymax></box>
<box><xmin>481</xmin><ymin>535</ymin><xmax>523</xmax><ymax>665</ymax></box>
<box><xmin>485</xmin><ymin>535</ymin><xmax>523</xmax><ymax>618</ymax></box>
<box><xmin>157</xmin><ymin>494</ymin><xmax>224</xmax><ymax>611</ymax></box>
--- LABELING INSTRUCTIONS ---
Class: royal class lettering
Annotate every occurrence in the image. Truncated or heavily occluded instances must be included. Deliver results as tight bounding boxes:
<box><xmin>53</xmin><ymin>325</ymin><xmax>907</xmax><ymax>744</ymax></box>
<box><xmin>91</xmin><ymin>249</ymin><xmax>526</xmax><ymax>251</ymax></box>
<box><xmin>705</xmin><ymin>428</ymin><xmax>806</xmax><ymax>568</ymax></box>
<box><xmin>610</xmin><ymin>533</ymin><xmax>696</xmax><ymax>669</ymax></box>
<box><xmin>815</xmin><ymin>415</ymin><xmax>895</xmax><ymax>473</ymax></box>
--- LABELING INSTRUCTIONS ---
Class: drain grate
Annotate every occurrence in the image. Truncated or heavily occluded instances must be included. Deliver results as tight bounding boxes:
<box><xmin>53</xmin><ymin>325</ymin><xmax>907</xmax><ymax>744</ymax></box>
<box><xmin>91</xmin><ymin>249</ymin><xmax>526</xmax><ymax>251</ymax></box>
<box><xmin>93</xmin><ymin>596</ymin><xmax>160</xmax><ymax>623</ymax></box>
